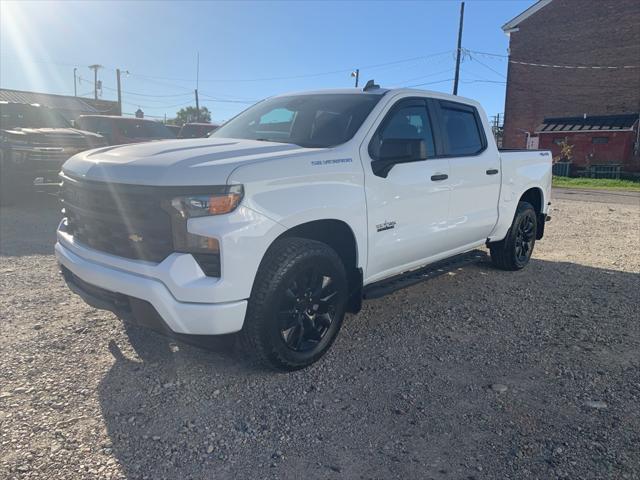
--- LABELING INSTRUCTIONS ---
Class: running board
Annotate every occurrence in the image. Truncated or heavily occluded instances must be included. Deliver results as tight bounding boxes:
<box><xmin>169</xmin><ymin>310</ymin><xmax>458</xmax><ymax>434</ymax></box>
<box><xmin>362</xmin><ymin>250</ymin><xmax>487</xmax><ymax>300</ymax></box>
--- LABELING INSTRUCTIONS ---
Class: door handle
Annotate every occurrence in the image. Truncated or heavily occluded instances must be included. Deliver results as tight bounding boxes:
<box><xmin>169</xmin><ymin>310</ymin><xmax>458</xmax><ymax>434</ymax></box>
<box><xmin>430</xmin><ymin>174</ymin><xmax>448</xmax><ymax>181</ymax></box>
<box><xmin>486</xmin><ymin>169</ymin><xmax>499</xmax><ymax>175</ymax></box>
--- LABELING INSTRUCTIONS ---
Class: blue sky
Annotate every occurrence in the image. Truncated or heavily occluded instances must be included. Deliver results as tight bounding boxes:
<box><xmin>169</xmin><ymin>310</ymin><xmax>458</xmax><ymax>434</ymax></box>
<box><xmin>1</xmin><ymin>0</ymin><xmax>533</xmax><ymax>122</ymax></box>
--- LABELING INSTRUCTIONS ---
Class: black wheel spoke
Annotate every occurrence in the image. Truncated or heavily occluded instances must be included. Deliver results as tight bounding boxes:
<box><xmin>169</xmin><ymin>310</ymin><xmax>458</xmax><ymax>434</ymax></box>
<box><xmin>278</xmin><ymin>268</ymin><xmax>339</xmax><ymax>353</ymax></box>
<box><xmin>285</xmin><ymin>324</ymin><xmax>304</xmax><ymax>350</ymax></box>
<box><xmin>278</xmin><ymin>310</ymin><xmax>299</xmax><ymax>330</ymax></box>
<box><xmin>312</xmin><ymin>274</ymin><xmax>328</xmax><ymax>298</ymax></box>
<box><xmin>315</xmin><ymin>313</ymin><xmax>332</xmax><ymax>328</ymax></box>
<box><xmin>305</xmin><ymin>323</ymin><xmax>323</xmax><ymax>342</ymax></box>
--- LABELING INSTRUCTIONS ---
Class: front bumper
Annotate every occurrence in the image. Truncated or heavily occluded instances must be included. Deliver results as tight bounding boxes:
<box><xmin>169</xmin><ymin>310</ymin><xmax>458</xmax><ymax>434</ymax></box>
<box><xmin>55</xmin><ymin>240</ymin><xmax>247</xmax><ymax>335</ymax></box>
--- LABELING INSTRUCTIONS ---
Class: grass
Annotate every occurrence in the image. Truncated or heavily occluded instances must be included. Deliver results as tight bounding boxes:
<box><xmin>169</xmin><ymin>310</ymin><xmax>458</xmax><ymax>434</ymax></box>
<box><xmin>552</xmin><ymin>176</ymin><xmax>640</xmax><ymax>191</ymax></box>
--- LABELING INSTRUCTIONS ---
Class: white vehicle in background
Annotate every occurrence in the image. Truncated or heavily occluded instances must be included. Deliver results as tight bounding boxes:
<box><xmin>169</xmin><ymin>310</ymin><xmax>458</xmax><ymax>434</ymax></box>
<box><xmin>56</xmin><ymin>81</ymin><xmax>552</xmax><ymax>370</ymax></box>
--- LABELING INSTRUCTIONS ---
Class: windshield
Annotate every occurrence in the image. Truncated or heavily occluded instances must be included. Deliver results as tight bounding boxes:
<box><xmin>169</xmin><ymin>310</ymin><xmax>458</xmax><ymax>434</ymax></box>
<box><xmin>0</xmin><ymin>104</ymin><xmax>71</xmax><ymax>129</ymax></box>
<box><xmin>210</xmin><ymin>93</ymin><xmax>382</xmax><ymax>148</ymax></box>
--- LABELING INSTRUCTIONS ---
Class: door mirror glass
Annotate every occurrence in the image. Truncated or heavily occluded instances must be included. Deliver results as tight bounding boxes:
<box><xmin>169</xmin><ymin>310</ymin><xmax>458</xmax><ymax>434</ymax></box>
<box><xmin>372</xmin><ymin>138</ymin><xmax>427</xmax><ymax>177</ymax></box>
<box><xmin>379</xmin><ymin>138</ymin><xmax>427</xmax><ymax>161</ymax></box>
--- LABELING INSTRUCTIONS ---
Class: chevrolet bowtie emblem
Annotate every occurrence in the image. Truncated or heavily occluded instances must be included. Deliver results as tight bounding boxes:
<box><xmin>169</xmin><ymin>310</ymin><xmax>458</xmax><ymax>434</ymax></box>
<box><xmin>128</xmin><ymin>233</ymin><xmax>143</xmax><ymax>243</ymax></box>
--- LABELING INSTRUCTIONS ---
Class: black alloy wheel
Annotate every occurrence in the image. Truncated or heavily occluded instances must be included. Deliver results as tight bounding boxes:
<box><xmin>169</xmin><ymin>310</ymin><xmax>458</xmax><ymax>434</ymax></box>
<box><xmin>278</xmin><ymin>267</ymin><xmax>339</xmax><ymax>353</ymax></box>
<box><xmin>489</xmin><ymin>201</ymin><xmax>537</xmax><ymax>271</ymax></box>
<box><xmin>514</xmin><ymin>213</ymin><xmax>536</xmax><ymax>264</ymax></box>
<box><xmin>241</xmin><ymin>237</ymin><xmax>348</xmax><ymax>370</ymax></box>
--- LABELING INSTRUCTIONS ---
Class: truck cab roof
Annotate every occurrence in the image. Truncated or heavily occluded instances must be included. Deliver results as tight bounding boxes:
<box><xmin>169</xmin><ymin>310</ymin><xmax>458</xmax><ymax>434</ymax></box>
<box><xmin>272</xmin><ymin>86</ymin><xmax>482</xmax><ymax>109</ymax></box>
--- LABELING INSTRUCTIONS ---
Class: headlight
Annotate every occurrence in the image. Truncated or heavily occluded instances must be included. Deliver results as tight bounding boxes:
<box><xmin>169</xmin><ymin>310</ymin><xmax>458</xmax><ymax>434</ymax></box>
<box><xmin>164</xmin><ymin>185</ymin><xmax>243</xmax><ymax>277</ymax></box>
<box><xmin>170</xmin><ymin>185</ymin><xmax>244</xmax><ymax>218</ymax></box>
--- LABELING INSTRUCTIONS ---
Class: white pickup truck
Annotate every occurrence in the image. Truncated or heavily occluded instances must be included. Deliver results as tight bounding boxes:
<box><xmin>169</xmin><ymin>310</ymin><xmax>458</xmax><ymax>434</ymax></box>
<box><xmin>56</xmin><ymin>84</ymin><xmax>551</xmax><ymax>370</ymax></box>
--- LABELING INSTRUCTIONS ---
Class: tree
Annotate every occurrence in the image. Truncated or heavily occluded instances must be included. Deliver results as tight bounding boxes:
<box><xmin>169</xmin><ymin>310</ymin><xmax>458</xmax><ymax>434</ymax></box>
<box><xmin>169</xmin><ymin>106</ymin><xmax>211</xmax><ymax>126</ymax></box>
<box><xmin>553</xmin><ymin>138</ymin><xmax>574</xmax><ymax>164</ymax></box>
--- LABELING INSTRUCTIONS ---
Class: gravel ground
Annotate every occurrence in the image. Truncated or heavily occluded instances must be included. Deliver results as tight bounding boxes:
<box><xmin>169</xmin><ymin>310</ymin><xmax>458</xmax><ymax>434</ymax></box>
<box><xmin>1</xmin><ymin>191</ymin><xmax>639</xmax><ymax>480</ymax></box>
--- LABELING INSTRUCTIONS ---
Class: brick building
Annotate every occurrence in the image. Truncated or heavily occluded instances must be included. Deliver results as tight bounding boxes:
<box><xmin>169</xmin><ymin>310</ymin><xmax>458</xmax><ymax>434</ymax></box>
<box><xmin>501</xmin><ymin>0</ymin><xmax>640</xmax><ymax>174</ymax></box>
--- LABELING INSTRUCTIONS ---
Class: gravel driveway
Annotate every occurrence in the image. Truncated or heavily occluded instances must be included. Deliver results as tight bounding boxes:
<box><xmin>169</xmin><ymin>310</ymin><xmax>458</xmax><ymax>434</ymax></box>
<box><xmin>1</xmin><ymin>190</ymin><xmax>639</xmax><ymax>480</ymax></box>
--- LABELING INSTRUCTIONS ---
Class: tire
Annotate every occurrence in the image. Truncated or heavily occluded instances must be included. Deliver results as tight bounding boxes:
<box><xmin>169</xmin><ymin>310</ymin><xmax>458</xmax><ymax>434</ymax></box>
<box><xmin>240</xmin><ymin>237</ymin><xmax>349</xmax><ymax>371</ymax></box>
<box><xmin>489</xmin><ymin>201</ymin><xmax>537</xmax><ymax>271</ymax></box>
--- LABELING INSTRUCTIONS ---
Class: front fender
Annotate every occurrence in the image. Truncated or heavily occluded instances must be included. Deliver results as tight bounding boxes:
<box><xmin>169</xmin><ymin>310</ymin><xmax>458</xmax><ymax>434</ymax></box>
<box><xmin>228</xmin><ymin>154</ymin><xmax>368</xmax><ymax>271</ymax></box>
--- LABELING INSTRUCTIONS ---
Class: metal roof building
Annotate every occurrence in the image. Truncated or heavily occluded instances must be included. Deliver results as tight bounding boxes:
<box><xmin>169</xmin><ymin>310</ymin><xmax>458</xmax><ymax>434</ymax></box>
<box><xmin>0</xmin><ymin>88</ymin><xmax>119</xmax><ymax>121</ymax></box>
<box><xmin>536</xmin><ymin>114</ymin><xmax>639</xmax><ymax>133</ymax></box>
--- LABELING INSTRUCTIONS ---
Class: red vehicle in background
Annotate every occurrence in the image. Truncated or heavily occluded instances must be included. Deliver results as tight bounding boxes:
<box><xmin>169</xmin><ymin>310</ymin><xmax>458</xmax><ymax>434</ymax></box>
<box><xmin>177</xmin><ymin>122</ymin><xmax>220</xmax><ymax>139</ymax></box>
<box><xmin>165</xmin><ymin>124</ymin><xmax>181</xmax><ymax>137</ymax></box>
<box><xmin>76</xmin><ymin>115</ymin><xmax>175</xmax><ymax>145</ymax></box>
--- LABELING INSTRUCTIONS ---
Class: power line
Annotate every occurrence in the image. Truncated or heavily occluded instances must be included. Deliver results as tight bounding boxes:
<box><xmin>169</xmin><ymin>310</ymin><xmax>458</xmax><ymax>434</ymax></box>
<box><xmin>510</xmin><ymin>60</ymin><xmax>640</xmax><ymax>70</ymax></box>
<box><xmin>126</xmin><ymin>51</ymin><xmax>455</xmax><ymax>84</ymax></box>
<box><xmin>391</xmin><ymin>67</ymin><xmax>457</xmax><ymax>87</ymax></box>
<box><xmin>101</xmin><ymin>85</ymin><xmax>193</xmax><ymax>98</ymax></box>
<box><xmin>462</xmin><ymin>79</ymin><xmax>506</xmax><ymax>84</ymax></box>
<box><xmin>464</xmin><ymin>49</ymin><xmax>640</xmax><ymax>70</ymax></box>
<box><xmin>405</xmin><ymin>78</ymin><xmax>456</xmax><ymax>88</ymax></box>
<box><xmin>79</xmin><ymin>76</ymin><xmax>256</xmax><ymax>105</ymax></box>
<box><xmin>123</xmin><ymin>99</ymin><xmax>194</xmax><ymax>110</ymax></box>
<box><xmin>468</xmin><ymin>56</ymin><xmax>506</xmax><ymax>79</ymax></box>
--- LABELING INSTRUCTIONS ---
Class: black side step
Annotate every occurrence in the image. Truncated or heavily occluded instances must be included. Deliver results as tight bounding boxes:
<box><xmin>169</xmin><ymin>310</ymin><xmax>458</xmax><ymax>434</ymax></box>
<box><xmin>362</xmin><ymin>250</ymin><xmax>487</xmax><ymax>300</ymax></box>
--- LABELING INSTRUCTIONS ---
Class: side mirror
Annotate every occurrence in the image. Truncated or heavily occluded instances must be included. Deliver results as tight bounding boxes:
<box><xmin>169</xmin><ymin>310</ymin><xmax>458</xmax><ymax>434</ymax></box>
<box><xmin>371</xmin><ymin>138</ymin><xmax>427</xmax><ymax>178</ymax></box>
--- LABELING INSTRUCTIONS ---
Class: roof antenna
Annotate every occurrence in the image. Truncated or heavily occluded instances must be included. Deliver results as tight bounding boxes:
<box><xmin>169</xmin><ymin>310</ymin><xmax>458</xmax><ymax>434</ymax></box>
<box><xmin>363</xmin><ymin>79</ymin><xmax>380</xmax><ymax>91</ymax></box>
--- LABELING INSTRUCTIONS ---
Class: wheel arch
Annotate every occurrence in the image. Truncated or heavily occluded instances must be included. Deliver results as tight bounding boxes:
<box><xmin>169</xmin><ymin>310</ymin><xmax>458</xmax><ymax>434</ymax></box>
<box><xmin>265</xmin><ymin>219</ymin><xmax>363</xmax><ymax>313</ymax></box>
<box><xmin>519</xmin><ymin>187</ymin><xmax>544</xmax><ymax>215</ymax></box>
<box><xmin>519</xmin><ymin>187</ymin><xmax>546</xmax><ymax>239</ymax></box>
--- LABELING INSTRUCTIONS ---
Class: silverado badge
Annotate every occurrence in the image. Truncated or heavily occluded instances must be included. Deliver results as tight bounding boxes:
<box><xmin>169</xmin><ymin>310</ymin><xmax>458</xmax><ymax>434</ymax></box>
<box><xmin>376</xmin><ymin>221</ymin><xmax>397</xmax><ymax>232</ymax></box>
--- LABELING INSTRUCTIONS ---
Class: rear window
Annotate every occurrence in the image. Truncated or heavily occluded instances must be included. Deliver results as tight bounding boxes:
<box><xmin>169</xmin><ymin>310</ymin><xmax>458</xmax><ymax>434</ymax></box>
<box><xmin>78</xmin><ymin>117</ymin><xmax>112</xmax><ymax>135</ymax></box>
<box><xmin>119</xmin><ymin>120</ymin><xmax>172</xmax><ymax>139</ymax></box>
<box><xmin>439</xmin><ymin>102</ymin><xmax>484</xmax><ymax>156</ymax></box>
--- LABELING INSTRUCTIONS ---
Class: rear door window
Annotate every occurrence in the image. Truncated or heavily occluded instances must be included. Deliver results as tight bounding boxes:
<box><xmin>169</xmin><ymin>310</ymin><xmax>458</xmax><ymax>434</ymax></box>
<box><xmin>438</xmin><ymin>101</ymin><xmax>485</xmax><ymax>156</ymax></box>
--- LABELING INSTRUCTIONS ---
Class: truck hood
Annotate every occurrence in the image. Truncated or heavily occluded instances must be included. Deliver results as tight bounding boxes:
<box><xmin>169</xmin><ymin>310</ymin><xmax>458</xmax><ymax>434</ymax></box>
<box><xmin>62</xmin><ymin>138</ymin><xmax>323</xmax><ymax>186</ymax></box>
<box><xmin>2</xmin><ymin>127</ymin><xmax>105</xmax><ymax>148</ymax></box>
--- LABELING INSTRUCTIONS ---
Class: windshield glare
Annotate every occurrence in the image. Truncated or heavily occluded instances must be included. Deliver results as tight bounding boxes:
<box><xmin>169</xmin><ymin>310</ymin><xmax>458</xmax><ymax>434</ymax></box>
<box><xmin>210</xmin><ymin>94</ymin><xmax>382</xmax><ymax>148</ymax></box>
<box><xmin>0</xmin><ymin>104</ymin><xmax>71</xmax><ymax>129</ymax></box>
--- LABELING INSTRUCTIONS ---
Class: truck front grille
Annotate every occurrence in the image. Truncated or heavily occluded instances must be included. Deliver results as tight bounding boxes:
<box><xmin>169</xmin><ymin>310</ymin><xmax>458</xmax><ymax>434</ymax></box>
<box><xmin>28</xmin><ymin>150</ymin><xmax>68</xmax><ymax>161</ymax></box>
<box><xmin>61</xmin><ymin>176</ymin><xmax>174</xmax><ymax>262</ymax></box>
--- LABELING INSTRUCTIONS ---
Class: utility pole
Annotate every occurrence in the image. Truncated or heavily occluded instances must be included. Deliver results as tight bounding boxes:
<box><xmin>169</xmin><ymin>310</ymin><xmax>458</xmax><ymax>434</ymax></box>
<box><xmin>452</xmin><ymin>1</ymin><xmax>465</xmax><ymax>95</ymax></box>
<box><xmin>351</xmin><ymin>69</ymin><xmax>360</xmax><ymax>88</ymax></box>
<box><xmin>116</xmin><ymin>69</ymin><xmax>122</xmax><ymax>115</ymax></box>
<box><xmin>195</xmin><ymin>89</ymin><xmax>200</xmax><ymax>123</ymax></box>
<box><xmin>88</xmin><ymin>64</ymin><xmax>103</xmax><ymax>100</ymax></box>
<box><xmin>73</xmin><ymin>68</ymin><xmax>78</xmax><ymax>96</ymax></box>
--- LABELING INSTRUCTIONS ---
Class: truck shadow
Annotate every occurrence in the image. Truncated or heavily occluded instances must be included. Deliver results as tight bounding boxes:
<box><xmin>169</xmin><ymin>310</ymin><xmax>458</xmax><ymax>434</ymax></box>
<box><xmin>96</xmin><ymin>258</ymin><xmax>639</xmax><ymax>479</ymax></box>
